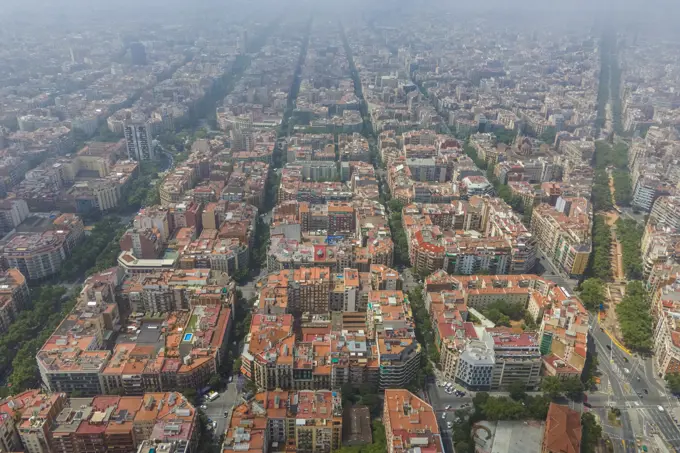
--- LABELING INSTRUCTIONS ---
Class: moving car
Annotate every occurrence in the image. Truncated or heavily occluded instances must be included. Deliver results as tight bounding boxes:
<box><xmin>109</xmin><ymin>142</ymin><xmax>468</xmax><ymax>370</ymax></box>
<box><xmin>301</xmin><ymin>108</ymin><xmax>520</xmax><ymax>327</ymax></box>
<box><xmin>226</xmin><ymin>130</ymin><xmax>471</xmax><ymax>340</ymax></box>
<box><xmin>658</xmin><ymin>406</ymin><xmax>665</xmax><ymax>412</ymax></box>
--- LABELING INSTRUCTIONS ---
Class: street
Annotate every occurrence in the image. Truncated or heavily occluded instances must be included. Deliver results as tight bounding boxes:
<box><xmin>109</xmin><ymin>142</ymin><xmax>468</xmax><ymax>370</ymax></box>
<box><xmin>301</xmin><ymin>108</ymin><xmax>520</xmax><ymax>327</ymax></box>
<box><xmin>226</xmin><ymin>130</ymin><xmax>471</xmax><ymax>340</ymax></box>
<box><xmin>201</xmin><ymin>380</ymin><xmax>241</xmax><ymax>437</ymax></box>
<box><xmin>534</xmin><ymin>249</ymin><xmax>580</xmax><ymax>292</ymax></box>
<box><xmin>589</xmin><ymin>316</ymin><xmax>680</xmax><ymax>452</ymax></box>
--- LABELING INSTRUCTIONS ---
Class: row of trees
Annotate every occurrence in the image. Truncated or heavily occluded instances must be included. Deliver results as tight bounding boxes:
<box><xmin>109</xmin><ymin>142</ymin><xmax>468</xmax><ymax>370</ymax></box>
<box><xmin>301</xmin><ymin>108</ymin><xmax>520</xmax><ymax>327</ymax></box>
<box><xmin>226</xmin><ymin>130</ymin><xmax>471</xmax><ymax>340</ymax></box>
<box><xmin>463</xmin><ymin>144</ymin><xmax>487</xmax><ymax>170</ymax></box>
<box><xmin>59</xmin><ymin>216</ymin><xmax>120</xmax><ymax>281</ymax></box>
<box><xmin>406</xmin><ymin>286</ymin><xmax>438</xmax><ymax>388</ymax></box>
<box><xmin>591</xmin><ymin>168</ymin><xmax>613</xmax><ymax>212</ymax></box>
<box><xmin>387</xmin><ymin>199</ymin><xmax>410</xmax><ymax>267</ymax></box>
<box><xmin>615</xmin><ymin>218</ymin><xmax>644</xmax><ymax>280</ymax></box>
<box><xmin>616</xmin><ymin>281</ymin><xmax>653</xmax><ymax>352</ymax></box>
<box><xmin>588</xmin><ymin>215</ymin><xmax>612</xmax><ymax>280</ymax></box>
<box><xmin>612</xmin><ymin>170</ymin><xmax>632</xmax><ymax>207</ymax></box>
<box><xmin>58</xmin><ymin>216</ymin><xmax>123</xmax><ymax>281</ymax></box>
<box><xmin>0</xmin><ymin>286</ymin><xmax>73</xmax><ymax>394</ymax></box>
<box><xmin>121</xmin><ymin>161</ymin><xmax>162</xmax><ymax>211</ymax></box>
<box><xmin>452</xmin><ymin>378</ymin><xmax>600</xmax><ymax>453</ymax></box>
<box><xmin>591</xmin><ymin>141</ymin><xmax>631</xmax><ymax>212</ymax></box>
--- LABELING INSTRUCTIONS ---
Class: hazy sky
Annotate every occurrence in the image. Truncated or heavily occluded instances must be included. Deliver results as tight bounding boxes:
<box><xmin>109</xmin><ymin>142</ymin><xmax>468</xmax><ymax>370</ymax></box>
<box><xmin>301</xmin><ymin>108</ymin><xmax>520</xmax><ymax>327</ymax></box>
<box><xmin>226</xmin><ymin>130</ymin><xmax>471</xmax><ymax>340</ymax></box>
<box><xmin>1</xmin><ymin>0</ymin><xmax>679</xmax><ymax>30</ymax></box>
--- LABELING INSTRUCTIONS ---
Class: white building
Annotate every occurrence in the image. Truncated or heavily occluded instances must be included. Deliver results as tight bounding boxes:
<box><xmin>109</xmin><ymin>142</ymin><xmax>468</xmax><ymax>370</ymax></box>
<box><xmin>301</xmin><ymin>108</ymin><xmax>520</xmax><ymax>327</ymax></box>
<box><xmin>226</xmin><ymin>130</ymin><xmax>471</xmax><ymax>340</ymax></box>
<box><xmin>124</xmin><ymin>120</ymin><xmax>155</xmax><ymax>161</ymax></box>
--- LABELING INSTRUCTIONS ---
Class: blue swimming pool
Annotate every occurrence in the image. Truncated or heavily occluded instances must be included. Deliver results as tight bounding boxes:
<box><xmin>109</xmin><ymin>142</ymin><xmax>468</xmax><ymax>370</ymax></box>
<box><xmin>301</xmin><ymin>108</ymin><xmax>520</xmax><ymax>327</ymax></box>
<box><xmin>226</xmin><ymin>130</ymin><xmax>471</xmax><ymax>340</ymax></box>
<box><xmin>183</xmin><ymin>333</ymin><xmax>193</xmax><ymax>342</ymax></box>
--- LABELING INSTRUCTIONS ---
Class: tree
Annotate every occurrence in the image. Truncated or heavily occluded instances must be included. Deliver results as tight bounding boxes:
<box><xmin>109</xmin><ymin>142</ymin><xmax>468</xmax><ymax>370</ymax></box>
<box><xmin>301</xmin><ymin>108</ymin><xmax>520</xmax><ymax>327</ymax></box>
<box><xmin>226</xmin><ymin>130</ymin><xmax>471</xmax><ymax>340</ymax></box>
<box><xmin>209</xmin><ymin>375</ymin><xmax>222</xmax><ymax>390</ymax></box>
<box><xmin>524</xmin><ymin>394</ymin><xmax>551</xmax><ymax>419</ymax></box>
<box><xmin>541</xmin><ymin>376</ymin><xmax>563</xmax><ymax>399</ymax></box>
<box><xmin>579</xmin><ymin>279</ymin><xmax>605</xmax><ymax>311</ymax></box>
<box><xmin>481</xmin><ymin>396</ymin><xmax>526</xmax><ymax>420</ymax></box>
<box><xmin>482</xmin><ymin>300</ymin><xmax>525</xmax><ymax>326</ymax></box>
<box><xmin>616</xmin><ymin>219</ymin><xmax>643</xmax><ymax>280</ymax></box>
<box><xmin>473</xmin><ymin>391</ymin><xmax>490</xmax><ymax>411</ymax></box>
<box><xmin>539</xmin><ymin>127</ymin><xmax>557</xmax><ymax>145</ymax></box>
<box><xmin>388</xmin><ymin>199</ymin><xmax>404</xmax><ymax>214</ymax></box>
<box><xmin>231</xmin><ymin>268</ymin><xmax>250</xmax><ymax>285</ymax></box>
<box><xmin>616</xmin><ymin>281</ymin><xmax>652</xmax><ymax>352</ymax></box>
<box><xmin>232</xmin><ymin>358</ymin><xmax>242</xmax><ymax>375</ymax></box>
<box><xmin>588</xmin><ymin>216</ymin><xmax>612</xmax><ymax>280</ymax></box>
<box><xmin>181</xmin><ymin>388</ymin><xmax>198</xmax><ymax>404</ymax></box>
<box><xmin>508</xmin><ymin>381</ymin><xmax>527</xmax><ymax>401</ymax></box>
<box><xmin>581</xmin><ymin>412</ymin><xmax>603</xmax><ymax>453</ymax></box>
<box><xmin>666</xmin><ymin>373</ymin><xmax>680</xmax><ymax>394</ymax></box>
<box><xmin>454</xmin><ymin>441</ymin><xmax>472</xmax><ymax>453</ymax></box>
<box><xmin>494</xmin><ymin>129</ymin><xmax>517</xmax><ymax>145</ymax></box>
<box><xmin>562</xmin><ymin>377</ymin><xmax>585</xmax><ymax>400</ymax></box>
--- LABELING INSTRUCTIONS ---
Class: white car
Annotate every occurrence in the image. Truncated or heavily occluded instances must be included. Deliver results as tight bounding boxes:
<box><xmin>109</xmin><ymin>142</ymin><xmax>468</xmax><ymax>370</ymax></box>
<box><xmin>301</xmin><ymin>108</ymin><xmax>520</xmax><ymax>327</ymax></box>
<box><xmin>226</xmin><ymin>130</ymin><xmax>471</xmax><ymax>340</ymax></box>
<box><xmin>441</xmin><ymin>413</ymin><xmax>446</xmax><ymax>420</ymax></box>
<box><xmin>200</xmin><ymin>405</ymin><xmax>207</xmax><ymax>410</ymax></box>
<box><xmin>447</xmin><ymin>422</ymin><xmax>453</xmax><ymax>428</ymax></box>
<box><xmin>445</xmin><ymin>405</ymin><xmax>452</xmax><ymax>410</ymax></box>
<box><xmin>659</xmin><ymin>406</ymin><xmax>665</xmax><ymax>412</ymax></box>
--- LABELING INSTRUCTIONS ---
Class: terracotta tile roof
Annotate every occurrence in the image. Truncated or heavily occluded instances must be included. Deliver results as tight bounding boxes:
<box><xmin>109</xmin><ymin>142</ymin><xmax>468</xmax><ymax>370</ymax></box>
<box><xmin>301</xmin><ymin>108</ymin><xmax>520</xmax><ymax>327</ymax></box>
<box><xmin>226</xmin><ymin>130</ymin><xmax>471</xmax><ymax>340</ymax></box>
<box><xmin>543</xmin><ymin>403</ymin><xmax>582</xmax><ymax>453</ymax></box>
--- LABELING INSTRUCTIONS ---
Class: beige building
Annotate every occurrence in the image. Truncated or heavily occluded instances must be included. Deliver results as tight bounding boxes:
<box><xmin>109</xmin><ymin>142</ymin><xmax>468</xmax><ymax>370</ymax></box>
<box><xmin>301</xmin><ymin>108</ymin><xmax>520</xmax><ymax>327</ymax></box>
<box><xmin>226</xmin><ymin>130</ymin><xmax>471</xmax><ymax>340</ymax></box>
<box><xmin>530</xmin><ymin>199</ymin><xmax>591</xmax><ymax>277</ymax></box>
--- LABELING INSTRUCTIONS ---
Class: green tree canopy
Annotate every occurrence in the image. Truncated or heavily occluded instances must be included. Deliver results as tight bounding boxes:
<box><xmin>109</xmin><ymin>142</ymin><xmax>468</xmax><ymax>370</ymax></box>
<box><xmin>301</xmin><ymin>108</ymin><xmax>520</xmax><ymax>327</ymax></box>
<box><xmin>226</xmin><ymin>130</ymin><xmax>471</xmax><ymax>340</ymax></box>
<box><xmin>579</xmin><ymin>279</ymin><xmax>606</xmax><ymax>310</ymax></box>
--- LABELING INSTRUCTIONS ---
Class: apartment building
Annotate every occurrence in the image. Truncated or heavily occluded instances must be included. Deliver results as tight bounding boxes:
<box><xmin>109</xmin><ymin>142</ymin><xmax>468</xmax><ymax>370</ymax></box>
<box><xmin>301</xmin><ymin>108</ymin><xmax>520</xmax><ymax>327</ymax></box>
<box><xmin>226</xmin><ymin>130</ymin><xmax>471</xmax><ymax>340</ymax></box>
<box><xmin>0</xmin><ymin>268</ymin><xmax>30</xmax><ymax>333</ymax></box>
<box><xmin>101</xmin><ymin>304</ymin><xmax>232</xmax><ymax>394</ymax></box>
<box><xmin>119</xmin><ymin>268</ymin><xmax>225</xmax><ymax>312</ymax></box>
<box><xmin>0</xmin><ymin>391</ymin><xmax>198</xmax><ymax>453</ymax></box>
<box><xmin>160</xmin><ymin>166</ymin><xmax>199</xmax><ymax>206</ymax></box>
<box><xmin>632</xmin><ymin>175</ymin><xmax>673</xmax><ymax>213</ymax></box>
<box><xmin>0</xmin><ymin>198</ymin><xmax>29</xmax><ymax>235</ymax></box>
<box><xmin>367</xmin><ymin>291</ymin><xmax>421</xmax><ymax>389</ymax></box>
<box><xmin>640</xmin><ymin>224</ymin><xmax>680</xmax><ymax>278</ymax></box>
<box><xmin>264</xmin><ymin>268</ymin><xmax>332</xmax><ymax>314</ymax></box>
<box><xmin>37</xmin><ymin>268</ymin><xmax>233</xmax><ymax>396</ymax></box>
<box><xmin>119</xmin><ymin>227</ymin><xmax>164</xmax><ymax>259</ymax></box>
<box><xmin>481</xmin><ymin>197</ymin><xmax>536</xmax><ymax>274</ymax></box>
<box><xmin>437</xmin><ymin>324</ymin><xmax>541</xmax><ymax>390</ymax></box>
<box><xmin>242</xmin><ymin>273</ymin><xmax>418</xmax><ymax>392</ymax></box>
<box><xmin>530</xmin><ymin>198</ymin><xmax>592</xmax><ymax>277</ymax></box>
<box><xmin>0</xmin><ymin>390</ymin><xmax>42</xmax><ymax>452</ymax></box>
<box><xmin>223</xmin><ymin>390</ymin><xmax>343</xmax><ymax>453</ymax></box>
<box><xmin>2</xmin><ymin>214</ymin><xmax>85</xmax><ymax>281</ymax></box>
<box><xmin>650</xmin><ymin>196</ymin><xmax>680</xmax><ymax>230</ymax></box>
<box><xmin>652</xmin><ymin>280</ymin><xmax>680</xmax><ymax>377</ymax></box>
<box><xmin>508</xmin><ymin>180</ymin><xmax>537</xmax><ymax>209</ymax></box>
<box><xmin>383</xmin><ymin>389</ymin><xmax>444</xmax><ymax>453</ymax></box>
<box><xmin>443</xmin><ymin>236</ymin><xmax>512</xmax><ymax>275</ymax></box>
<box><xmin>538</xmin><ymin>287</ymin><xmax>589</xmax><ymax>379</ymax></box>
<box><xmin>16</xmin><ymin>392</ymin><xmax>67</xmax><ymax>453</ymax></box>
<box><xmin>124</xmin><ymin>119</ymin><xmax>155</xmax><ymax>161</ymax></box>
